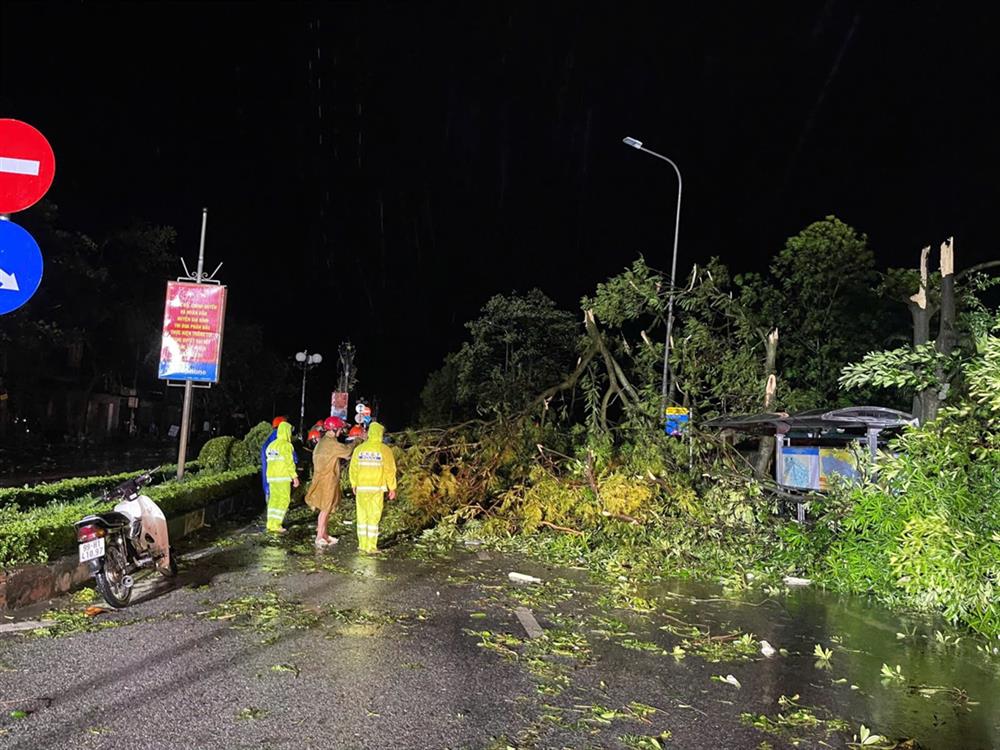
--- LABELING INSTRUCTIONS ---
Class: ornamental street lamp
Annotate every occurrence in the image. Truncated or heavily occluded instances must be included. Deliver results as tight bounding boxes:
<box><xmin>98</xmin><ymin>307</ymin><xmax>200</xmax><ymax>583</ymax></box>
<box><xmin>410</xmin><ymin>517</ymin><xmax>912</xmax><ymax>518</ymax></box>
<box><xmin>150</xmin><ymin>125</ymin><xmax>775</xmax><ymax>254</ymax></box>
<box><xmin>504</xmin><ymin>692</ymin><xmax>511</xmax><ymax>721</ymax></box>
<box><xmin>294</xmin><ymin>350</ymin><xmax>323</xmax><ymax>434</ymax></box>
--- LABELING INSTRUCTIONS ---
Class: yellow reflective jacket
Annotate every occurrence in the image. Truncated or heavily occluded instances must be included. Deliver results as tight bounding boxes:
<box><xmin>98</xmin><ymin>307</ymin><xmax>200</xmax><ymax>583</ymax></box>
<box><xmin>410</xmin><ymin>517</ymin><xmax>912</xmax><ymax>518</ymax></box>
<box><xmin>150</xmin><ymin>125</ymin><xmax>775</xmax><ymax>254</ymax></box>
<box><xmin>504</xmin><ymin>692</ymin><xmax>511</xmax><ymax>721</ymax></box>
<box><xmin>265</xmin><ymin>421</ymin><xmax>296</xmax><ymax>482</ymax></box>
<box><xmin>348</xmin><ymin>422</ymin><xmax>397</xmax><ymax>493</ymax></box>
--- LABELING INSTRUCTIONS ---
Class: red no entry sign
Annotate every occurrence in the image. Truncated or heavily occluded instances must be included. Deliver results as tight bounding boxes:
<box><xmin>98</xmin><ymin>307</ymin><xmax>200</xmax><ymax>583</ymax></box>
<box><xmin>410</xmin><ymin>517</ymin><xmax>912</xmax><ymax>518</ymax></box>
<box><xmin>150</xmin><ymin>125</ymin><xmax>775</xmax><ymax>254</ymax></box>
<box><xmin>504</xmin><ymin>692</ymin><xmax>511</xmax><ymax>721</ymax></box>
<box><xmin>0</xmin><ymin>119</ymin><xmax>56</xmax><ymax>213</ymax></box>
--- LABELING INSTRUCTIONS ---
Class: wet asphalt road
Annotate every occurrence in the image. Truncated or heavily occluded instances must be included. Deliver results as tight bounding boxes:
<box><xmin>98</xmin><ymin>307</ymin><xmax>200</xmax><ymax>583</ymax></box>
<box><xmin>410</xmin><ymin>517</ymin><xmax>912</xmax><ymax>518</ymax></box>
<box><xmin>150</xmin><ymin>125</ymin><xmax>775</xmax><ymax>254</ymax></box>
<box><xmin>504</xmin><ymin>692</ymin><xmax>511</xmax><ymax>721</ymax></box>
<box><xmin>0</xmin><ymin>514</ymin><xmax>802</xmax><ymax>750</ymax></box>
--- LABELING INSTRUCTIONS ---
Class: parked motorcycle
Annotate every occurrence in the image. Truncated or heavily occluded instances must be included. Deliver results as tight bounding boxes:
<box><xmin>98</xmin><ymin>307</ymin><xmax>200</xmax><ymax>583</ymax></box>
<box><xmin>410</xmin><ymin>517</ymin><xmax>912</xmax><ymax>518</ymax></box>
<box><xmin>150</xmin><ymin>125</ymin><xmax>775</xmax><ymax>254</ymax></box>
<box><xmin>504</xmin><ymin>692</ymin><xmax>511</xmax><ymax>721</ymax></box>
<box><xmin>73</xmin><ymin>472</ymin><xmax>176</xmax><ymax>607</ymax></box>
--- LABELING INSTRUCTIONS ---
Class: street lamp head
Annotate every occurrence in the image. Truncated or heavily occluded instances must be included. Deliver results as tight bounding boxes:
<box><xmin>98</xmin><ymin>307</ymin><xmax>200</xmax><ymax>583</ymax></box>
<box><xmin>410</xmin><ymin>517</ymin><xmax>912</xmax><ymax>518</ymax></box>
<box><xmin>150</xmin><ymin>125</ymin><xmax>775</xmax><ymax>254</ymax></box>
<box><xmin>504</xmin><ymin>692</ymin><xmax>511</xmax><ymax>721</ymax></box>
<box><xmin>310</xmin><ymin>353</ymin><xmax>323</xmax><ymax>365</ymax></box>
<box><xmin>295</xmin><ymin>351</ymin><xmax>307</xmax><ymax>363</ymax></box>
<box><xmin>623</xmin><ymin>136</ymin><xmax>643</xmax><ymax>149</ymax></box>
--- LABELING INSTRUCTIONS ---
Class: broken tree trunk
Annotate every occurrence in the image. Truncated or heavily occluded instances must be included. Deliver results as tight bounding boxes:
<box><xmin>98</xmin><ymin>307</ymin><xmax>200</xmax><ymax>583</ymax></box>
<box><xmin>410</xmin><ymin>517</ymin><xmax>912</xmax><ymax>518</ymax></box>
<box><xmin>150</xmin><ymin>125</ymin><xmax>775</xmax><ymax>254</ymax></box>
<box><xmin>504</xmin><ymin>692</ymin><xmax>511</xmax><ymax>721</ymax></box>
<box><xmin>903</xmin><ymin>240</ymin><xmax>1000</xmax><ymax>424</ymax></box>
<box><xmin>908</xmin><ymin>245</ymin><xmax>934</xmax><ymax>423</ymax></box>
<box><xmin>928</xmin><ymin>237</ymin><xmax>956</xmax><ymax>423</ymax></box>
<box><xmin>754</xmin><ymin>328</ymin><xmax>779</xmax><ymax>478</ymax></box>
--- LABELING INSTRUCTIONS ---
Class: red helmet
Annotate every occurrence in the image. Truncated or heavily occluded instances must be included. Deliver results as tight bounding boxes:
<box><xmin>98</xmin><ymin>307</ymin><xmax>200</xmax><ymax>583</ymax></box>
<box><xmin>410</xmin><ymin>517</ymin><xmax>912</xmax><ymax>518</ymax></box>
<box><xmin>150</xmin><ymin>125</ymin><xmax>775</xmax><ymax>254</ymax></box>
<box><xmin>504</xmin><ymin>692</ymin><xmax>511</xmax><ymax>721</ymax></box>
<box><xmin>324</xmin><ymin>416</ymin><xmax>346</xmax><ymax>431</ymax></box>
<box><xmin>307</xmin><ymin>428</ymin><xmax>321</xmax><ymax>443</ymax></box>
<box><xmin>271</xmin><ymin>416</ymin><xmax>287</xmax><ymax>428</ymax></box>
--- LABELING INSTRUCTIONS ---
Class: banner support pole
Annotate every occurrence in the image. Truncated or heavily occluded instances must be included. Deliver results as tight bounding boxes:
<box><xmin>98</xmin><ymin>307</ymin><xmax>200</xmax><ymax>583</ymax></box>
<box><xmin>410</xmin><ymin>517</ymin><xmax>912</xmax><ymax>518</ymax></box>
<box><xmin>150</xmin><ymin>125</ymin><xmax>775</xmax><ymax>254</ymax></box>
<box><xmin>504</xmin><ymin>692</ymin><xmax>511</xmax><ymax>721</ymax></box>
<box><xmin>176</xmin><ymin>208</ymin><xmax>208</xmax><ymax>480</ymax></box>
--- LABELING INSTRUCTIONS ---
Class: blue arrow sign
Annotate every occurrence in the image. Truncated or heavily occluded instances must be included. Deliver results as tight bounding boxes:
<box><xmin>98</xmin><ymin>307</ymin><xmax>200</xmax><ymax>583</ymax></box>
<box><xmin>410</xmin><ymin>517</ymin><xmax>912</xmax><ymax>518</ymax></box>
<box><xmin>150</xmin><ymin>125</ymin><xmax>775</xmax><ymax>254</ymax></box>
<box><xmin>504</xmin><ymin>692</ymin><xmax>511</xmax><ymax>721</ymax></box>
<box><xmin>0</xmin><ymin>220</ymin><xmax>44</xmax><ymax>315</ymax></box>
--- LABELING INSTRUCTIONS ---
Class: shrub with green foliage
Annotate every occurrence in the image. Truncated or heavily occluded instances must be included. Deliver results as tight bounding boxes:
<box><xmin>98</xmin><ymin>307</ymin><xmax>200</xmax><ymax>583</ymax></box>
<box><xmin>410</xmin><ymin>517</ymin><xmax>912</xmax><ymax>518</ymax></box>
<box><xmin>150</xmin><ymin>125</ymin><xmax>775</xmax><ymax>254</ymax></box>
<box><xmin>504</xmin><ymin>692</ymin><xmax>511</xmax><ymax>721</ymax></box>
<box><xmin>236</xmin><ymin>421</ymin><xmax>273</xmax><ymax>469</ymax></box>
<box><xmin>198</xmin><ymin>436</ymin><xmax>240</xmax><ymax>471</ymax></box>
<box><xmin>809</xmin><ymin>332</ymin><xmax>1000</xmax><ymax>635</ymax></box>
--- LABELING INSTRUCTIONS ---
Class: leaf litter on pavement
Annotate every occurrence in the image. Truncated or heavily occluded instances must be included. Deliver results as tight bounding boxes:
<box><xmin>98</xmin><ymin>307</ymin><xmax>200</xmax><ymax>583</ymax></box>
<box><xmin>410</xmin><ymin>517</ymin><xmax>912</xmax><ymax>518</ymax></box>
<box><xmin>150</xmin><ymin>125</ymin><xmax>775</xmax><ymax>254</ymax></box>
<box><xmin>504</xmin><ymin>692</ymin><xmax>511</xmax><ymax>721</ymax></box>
<box><xmin>26</xmin><ymin>608</ymin><xmax>142</xmax><ymax>638</ymax></box>
<box><xmin>198</xmin><ymin>589</ymin><xmax>427</xmax><ymax>644</ymax></box>
<box><xmin>16</xmin><ymin>522</ymin><xmax>937</xmax><ymax>748</ymax></box>
<box><xmin>446</xmin><ymin>549</ymin><xmax>904</xmax><ymax>748</ymax></box>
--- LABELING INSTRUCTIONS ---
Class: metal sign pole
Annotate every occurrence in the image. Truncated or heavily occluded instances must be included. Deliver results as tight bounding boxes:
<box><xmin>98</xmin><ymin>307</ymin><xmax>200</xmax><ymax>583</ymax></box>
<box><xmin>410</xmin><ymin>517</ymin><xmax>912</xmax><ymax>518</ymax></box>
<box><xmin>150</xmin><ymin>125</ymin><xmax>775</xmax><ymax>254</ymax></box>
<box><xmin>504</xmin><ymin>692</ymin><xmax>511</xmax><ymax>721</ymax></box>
<box><xmin>176</xmin><ymin>208</ymin><xmax>208</xmax><ymax>479</ymax></box>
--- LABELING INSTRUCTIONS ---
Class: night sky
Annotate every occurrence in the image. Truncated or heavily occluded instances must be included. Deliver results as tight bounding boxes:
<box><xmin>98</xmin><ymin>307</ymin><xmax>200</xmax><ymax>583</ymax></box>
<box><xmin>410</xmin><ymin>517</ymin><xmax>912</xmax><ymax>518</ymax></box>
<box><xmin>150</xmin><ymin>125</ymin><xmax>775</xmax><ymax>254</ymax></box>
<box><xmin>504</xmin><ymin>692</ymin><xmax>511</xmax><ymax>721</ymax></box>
<box><xmin>2</xmin><ymin>1</ymin><xmax>997</xmax><ymax>421</ymax></box>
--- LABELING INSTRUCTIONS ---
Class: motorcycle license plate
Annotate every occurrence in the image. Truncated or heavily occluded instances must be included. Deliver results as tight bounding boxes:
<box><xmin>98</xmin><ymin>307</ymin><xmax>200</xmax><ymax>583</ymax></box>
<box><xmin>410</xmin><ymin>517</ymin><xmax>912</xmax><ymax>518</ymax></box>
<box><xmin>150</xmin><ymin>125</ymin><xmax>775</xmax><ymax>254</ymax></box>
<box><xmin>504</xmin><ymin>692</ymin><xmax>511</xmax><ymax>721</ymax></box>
<box><xmin>79</xmin><ymin>537</ymin><xmax>106</xmax><ymax>563</ymax></box>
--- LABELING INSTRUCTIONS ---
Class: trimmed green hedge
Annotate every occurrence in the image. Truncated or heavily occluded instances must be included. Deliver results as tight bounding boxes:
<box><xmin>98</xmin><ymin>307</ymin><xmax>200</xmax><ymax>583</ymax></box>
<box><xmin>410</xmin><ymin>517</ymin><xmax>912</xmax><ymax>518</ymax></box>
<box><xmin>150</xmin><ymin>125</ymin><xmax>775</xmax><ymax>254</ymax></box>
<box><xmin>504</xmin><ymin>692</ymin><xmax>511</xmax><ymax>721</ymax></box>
<box><xmin>0</xmin><ymin>464</ymin><xmax>200</xmax><ymax>512</ymax></box>
<box><xmin>198</xmin><ymin>437</ymin><xmax>240</xmax><ymax>471</ymax></box>
<box><xmin>0</xmin><ymin>466</ymin><xmax>257</xmax><ymax>568</ymax></box>
<box><xmin>238</xmin><ymin>422</ymin><xmax>273</xmax><ymax>468</ymax></box>
<box><xmin>196</xmin><ymin>422</ymin><xmax>273</xmax><ymax>473</ymax></box>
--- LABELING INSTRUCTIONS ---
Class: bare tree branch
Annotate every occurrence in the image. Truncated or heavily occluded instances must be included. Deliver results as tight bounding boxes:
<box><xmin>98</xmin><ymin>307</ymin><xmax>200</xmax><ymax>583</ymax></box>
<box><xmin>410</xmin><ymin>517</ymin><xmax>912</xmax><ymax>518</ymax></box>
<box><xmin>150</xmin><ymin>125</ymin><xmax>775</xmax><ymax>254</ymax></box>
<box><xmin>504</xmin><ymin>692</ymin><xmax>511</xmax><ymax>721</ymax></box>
<box><xmin>955</xmin><ymin>259</ymin><xmax>1000</xmax><ymax>282</ymax></box>
<box><xmin>538</xmin><ymin>520</ymin><xmax>583</xmax><ymax>535</ymax></box>
<box><xmin>584</xmin><ymin>309</ymin><xmax>641</xmax><ymax>406</ymax></box>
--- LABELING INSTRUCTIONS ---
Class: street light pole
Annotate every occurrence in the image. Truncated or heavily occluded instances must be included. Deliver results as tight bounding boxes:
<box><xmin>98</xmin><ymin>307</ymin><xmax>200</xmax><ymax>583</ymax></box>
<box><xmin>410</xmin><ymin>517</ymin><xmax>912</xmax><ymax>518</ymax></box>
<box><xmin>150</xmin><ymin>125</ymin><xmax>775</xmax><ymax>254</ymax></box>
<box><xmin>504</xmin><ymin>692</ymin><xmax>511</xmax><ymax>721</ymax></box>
<box><xmin>299</xmin><ymin>362</ymin><xmax>308</xmax><ymax>436</ymax></box>
<box><xmin>622</xmin><ymin>137</ymin><xmax>682</xmax><ymax>417</ymax></box>
<box><xmin>294</xmin><ymin>350</ymin><xmax>323</xmax><ymax>435</ymax></box>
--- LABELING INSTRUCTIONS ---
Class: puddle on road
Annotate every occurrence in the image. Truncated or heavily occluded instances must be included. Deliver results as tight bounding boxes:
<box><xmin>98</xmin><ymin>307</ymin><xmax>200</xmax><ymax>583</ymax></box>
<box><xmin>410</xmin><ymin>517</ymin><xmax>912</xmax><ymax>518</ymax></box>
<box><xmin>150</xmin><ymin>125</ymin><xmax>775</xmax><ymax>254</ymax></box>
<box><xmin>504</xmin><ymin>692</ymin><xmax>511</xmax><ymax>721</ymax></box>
<box><xmin>425</xmin><ymin>544</ymin><xmax>1000</xmax><ymax>749</ymax></box>
<box><xmin>483</xmin><ymin>559</ymin><xmax>999</xmax><ymax>748</ymax></box>
<box><xmin>621</xmin><ymin>577</ymin><xmax>1000</xmax><ymax>749</ymax></box>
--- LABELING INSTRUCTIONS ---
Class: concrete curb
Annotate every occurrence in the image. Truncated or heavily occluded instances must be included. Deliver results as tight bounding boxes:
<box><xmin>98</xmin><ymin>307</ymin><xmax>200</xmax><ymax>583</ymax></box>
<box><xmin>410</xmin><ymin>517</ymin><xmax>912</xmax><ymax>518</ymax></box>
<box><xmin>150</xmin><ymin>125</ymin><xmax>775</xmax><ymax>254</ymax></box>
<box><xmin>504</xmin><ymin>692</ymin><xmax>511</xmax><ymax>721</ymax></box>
<box><xmin>0</xmin><ymin>490</ymin><xmax>258</xmax><ymax>612</ymax></box>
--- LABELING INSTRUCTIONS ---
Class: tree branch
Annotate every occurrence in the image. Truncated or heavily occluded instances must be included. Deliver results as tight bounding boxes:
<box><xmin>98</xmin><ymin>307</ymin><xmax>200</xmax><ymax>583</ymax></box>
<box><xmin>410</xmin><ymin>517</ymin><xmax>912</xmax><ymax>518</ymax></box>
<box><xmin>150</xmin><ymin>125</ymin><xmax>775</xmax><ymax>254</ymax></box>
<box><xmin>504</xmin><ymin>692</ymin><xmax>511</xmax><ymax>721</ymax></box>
<box><xmin>955</xmin><ymin>259</ymin><xmax>1000</xmax><ymax>283</ymax></box>
<box><xmin>600</xmin><ymin>510</ymin><xmax>642</xmax><ymax>525</ymax></box>
<box><xmin>528</xmin><ymin>343</ymin><xmax>598</xmax><ymax>411</ymax></box>
<box><xmin>538</xmin><ymin>520</ymin><xmax>584</xmax><ymax>536</ymax></box>
<box><xmin>600</xmin><ymin>382</ymin><xmax>617</xmax><ymax>433</ymax></box>
<box><xmin>585</xmin><ymin>450</ymin><xmax>602</xmax><ymax>503</ymax></box>
<box><xmin>584</xmin><ymin>309</ymin><xmax>641</xmax><ymax>406</ymax></box>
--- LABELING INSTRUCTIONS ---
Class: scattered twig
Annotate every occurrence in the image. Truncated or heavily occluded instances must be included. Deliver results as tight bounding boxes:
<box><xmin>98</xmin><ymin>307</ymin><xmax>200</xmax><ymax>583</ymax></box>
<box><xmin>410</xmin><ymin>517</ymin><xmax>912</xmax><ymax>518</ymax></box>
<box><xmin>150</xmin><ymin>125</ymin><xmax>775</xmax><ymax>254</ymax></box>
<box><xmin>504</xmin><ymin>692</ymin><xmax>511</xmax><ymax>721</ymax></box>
<box><xmin>423</xmin><ymin>442</ymin><xmax>483</xmax><ymax>454</ymax></box>
<box><xmin>536</xmin><ymin>444</ymin><xmax>574</xmax><ymax>462</ymax></box>
<box><xmin>600</xmin><ymin>510</ymin><xmax>642</xmax><ymax>526</ymax></box>
<box><xmin>538</xmin><ymin>520</ymin><xmax>584</xmax><ymax>536</ymax></box>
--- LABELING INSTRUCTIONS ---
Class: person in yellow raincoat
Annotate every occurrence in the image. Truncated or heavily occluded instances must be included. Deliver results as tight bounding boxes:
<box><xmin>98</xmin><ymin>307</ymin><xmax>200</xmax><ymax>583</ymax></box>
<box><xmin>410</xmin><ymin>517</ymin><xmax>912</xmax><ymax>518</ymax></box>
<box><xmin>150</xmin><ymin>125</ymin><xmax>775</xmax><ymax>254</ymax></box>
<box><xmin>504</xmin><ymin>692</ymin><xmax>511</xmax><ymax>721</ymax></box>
<box><xmin>265</xmin><ymin>421</ymin><xmax>299</xmax><ymax>532</ymax></box>
<box><xmin>348</xmin><ymin>421</ymin><xmax>396</xmax><ymax>552</ymax></box>
<box><xmin>305</xmin><ymin>416</ymin><xmax>353</xmax><ymax>547</ymax></box>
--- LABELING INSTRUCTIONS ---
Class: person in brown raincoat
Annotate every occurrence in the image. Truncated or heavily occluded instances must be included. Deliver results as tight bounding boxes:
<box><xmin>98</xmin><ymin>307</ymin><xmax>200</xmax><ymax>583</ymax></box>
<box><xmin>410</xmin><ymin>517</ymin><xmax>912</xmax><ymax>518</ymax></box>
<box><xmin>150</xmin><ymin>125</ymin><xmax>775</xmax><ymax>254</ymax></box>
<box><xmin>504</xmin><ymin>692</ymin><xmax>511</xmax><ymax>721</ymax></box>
<box><xmin>305</xmin><ymin>416</ymin><xmax>353</xmax><ymax>547</ymax></box>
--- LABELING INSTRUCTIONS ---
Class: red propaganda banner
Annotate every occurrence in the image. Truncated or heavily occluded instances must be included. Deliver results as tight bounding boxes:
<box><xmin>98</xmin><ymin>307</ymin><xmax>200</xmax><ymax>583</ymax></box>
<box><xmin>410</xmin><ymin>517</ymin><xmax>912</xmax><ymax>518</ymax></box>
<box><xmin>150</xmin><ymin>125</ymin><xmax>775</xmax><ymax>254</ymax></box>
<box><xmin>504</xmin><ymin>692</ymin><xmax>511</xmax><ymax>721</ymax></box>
<box><xmin>158</xmin><ymin>282</ymin><xmax>227</xmax><ymax>382</ymax></box>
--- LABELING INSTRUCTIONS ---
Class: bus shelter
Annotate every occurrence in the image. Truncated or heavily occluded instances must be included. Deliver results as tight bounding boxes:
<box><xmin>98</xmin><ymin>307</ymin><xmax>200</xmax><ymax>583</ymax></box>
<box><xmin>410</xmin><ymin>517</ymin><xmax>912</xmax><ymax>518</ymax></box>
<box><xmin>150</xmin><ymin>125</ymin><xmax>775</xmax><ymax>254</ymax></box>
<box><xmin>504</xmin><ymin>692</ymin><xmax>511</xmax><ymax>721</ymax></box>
<box><xmin>703</xmin><ymin>406</ymin><xmax>916</xmax><ymax>520</ymax></box>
